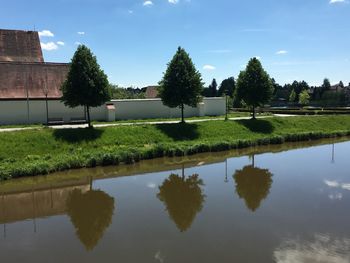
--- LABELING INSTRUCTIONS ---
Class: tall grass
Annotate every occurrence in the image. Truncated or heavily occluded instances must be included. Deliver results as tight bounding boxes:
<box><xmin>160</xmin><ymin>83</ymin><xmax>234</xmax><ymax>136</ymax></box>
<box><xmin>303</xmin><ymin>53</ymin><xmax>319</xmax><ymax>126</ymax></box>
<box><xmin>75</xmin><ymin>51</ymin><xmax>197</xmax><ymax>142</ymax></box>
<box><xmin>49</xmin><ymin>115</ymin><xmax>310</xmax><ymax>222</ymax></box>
<box><xmin>1</xmin><ymin>116</ymin><xmax>350</xmax><ymax>180</ymax></box>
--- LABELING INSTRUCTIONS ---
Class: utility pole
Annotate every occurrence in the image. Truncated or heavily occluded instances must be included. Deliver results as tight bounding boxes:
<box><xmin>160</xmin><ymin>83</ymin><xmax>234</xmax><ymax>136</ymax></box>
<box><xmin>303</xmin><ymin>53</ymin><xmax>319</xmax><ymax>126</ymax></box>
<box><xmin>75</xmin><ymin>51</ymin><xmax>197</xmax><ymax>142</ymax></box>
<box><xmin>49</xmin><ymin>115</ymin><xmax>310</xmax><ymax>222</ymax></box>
<box><xmin>2</xmin><ymin>193</ymin><xmax>6</xmax><ymax>239</ymax></box>
<box><xmin>45</xmin><ymin>68</ymin><xmax>49</xmax><ymax>125</ymax></box>
<box><xmin>224</xmin><ymin>159</ymin><xmax>228</xmax><ymax>183</ymax></box>
<box><xmin>26</xmin><ymin>71</ymin><xmax>30</xmax><ymax>124</ymax></box>
<box><xmin>225</xmin><ymin>95</ymin><xmax>228</xmax><ymax>121</ymax></box>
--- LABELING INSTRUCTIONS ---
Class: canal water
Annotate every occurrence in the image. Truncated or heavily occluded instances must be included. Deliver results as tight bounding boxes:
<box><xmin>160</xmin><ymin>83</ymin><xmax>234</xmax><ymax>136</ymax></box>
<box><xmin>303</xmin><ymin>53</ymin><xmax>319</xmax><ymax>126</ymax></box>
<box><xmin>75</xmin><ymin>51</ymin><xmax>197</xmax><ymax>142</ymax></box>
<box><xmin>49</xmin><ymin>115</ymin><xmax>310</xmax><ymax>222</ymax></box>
<box><xmin>1</xmin><ymin>139</ymin><xmax>350</xmax><ymax>262</ymax></box>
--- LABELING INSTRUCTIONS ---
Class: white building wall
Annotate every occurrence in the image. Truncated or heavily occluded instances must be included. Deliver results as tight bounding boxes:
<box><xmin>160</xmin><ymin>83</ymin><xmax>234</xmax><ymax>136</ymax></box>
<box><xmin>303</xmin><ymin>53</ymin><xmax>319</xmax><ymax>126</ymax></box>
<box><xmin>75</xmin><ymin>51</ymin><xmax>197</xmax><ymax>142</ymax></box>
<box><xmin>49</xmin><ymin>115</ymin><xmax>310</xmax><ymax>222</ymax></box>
<box><xmin>0</xmin><ymin>97</ymin><xmax>225</xmax><ymax>125</ymax></box>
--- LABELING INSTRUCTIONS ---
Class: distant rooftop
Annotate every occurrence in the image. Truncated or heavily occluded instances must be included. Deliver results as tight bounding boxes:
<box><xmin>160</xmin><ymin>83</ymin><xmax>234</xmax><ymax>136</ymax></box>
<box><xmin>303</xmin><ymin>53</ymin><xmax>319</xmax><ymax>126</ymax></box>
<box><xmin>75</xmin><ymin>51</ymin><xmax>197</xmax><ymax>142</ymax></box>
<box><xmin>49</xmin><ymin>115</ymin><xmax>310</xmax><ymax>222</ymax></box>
<box><xmin>0</xmin><ymin>29</ymin><xmax>44</xmax><ymax>63</ymax></box>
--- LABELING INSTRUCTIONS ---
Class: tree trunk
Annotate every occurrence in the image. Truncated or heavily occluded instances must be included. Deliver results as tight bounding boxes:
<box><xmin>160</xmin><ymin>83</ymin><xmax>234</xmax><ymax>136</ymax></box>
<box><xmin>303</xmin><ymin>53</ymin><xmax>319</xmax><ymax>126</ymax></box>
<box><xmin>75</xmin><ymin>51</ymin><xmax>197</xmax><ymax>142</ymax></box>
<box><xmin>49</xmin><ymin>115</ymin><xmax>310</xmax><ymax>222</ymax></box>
<box><xmin>87</xmin><ymin>105</ymin><xmax>92</xmax><ymax>128</ymax></box>
<box><xmin>181</xmin><ymin>103</ymin><xmax>185</xmax><ymax>123</ymax></box>
<box><xmin>252</xmin><ymin>106</ymin><xmax>256</xmax><ymax>119</ymax></box>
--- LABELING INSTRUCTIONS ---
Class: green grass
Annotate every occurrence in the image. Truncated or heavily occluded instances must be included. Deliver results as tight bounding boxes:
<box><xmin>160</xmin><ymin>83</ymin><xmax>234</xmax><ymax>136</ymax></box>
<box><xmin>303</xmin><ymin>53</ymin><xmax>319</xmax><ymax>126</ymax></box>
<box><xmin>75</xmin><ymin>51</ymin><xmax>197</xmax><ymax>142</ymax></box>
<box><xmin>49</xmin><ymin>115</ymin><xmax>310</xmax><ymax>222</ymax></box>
<box><xmin>1</xmin><ymin>115</ymin><xmax>350</xmax><ymax>180</ymax></box>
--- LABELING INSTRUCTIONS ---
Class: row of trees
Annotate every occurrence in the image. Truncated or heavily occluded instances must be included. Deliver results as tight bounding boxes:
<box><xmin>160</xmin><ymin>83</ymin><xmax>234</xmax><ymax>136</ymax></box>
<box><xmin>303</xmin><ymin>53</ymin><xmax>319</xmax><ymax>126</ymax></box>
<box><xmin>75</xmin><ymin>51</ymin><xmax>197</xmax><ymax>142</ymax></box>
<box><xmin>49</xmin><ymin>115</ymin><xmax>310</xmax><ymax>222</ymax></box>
<box><xmin>202</xmin><ymin>77</ymin><xmax>236</xmax><ymax>98</ymax></box>
<box><xmin>61</xmin><ymin>45</ymin><xmax>275</xmax><ymax>126</ymax></box>
<box><xmin>158</xmin><ymin>47</ymin><xmax>273</xmax><ymax>121</ymax></box>
<box><xmin>274</xmin><ymin>78</ymin><xmax>349</xmax><ymax>106</ymax></box>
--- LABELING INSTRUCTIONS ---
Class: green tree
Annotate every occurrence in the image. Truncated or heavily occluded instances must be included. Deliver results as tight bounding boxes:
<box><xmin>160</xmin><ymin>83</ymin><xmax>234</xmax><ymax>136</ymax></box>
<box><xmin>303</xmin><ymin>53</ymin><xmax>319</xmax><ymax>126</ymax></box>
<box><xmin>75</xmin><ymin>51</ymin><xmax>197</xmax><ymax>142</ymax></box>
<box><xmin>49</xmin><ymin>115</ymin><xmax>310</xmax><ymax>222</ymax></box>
<box><xmin>289</xmin><ymin>89</ymin><xmax>296</xmax><ymax>103</ymax></box>
<box><xmin>218</xmin><ymin>77</ymin><xmax>235</xmax><ymax>98</ymax></box>
<box><xmin>208</xmin><ymin>78</ymin><xmax>218</xmax><ymax>97</ymax></box>
<box><xmin>299</xmin><ymin>90</ymin><xmax>310</xmax><ymax>105</ymax></box>
<box><xmin>271</xmin><ymin>78</ymin><xmax>282</xmax><ymax>97</ymax></box>
<box><xmin>235</xmin><ymin>58</ymin><xmax>273</xmax><ymax>119</ymax></box>
<box><xmin>158</xmin><ymin>47</ymin><xmax>203</xmax><ymax>123</ymax></box>
<box><xmin>66</xmin><ymin>189</ymin><xmax>115</xmax><ymax>251</ymax></box>
<box><xmin>157</xmin><ymin>171</ymin><xmax>205</xmax><ymax>232</ymax></box>
<box><xmin>322</xmin><ymin>78</ymin><xmax>331</xmax><ymax>90</ymax></box>
<box><xmin>61</xmin><ymin>45</ymin><xmax>110</xmax><ymax>128</ymax></box>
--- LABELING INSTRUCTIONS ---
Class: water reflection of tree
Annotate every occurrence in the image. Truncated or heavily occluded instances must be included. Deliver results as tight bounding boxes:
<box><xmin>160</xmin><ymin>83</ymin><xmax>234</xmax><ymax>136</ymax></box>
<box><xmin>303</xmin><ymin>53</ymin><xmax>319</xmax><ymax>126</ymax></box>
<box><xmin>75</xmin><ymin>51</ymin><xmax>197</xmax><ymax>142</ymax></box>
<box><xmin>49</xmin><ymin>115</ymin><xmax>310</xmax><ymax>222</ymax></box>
<box><xmin>157</xmin><ymin>168</ymin><xmax>205</xmax><ymax>232</ymax></box>
<box><xmin>233</xmin><ymin>155</ymin><xmax>273</xmax><ymax>212</ymax></box>
<box><xmin>66</xmin><ymin>189</ymin><xmax>115</xmax><ymax>251</ymax></box>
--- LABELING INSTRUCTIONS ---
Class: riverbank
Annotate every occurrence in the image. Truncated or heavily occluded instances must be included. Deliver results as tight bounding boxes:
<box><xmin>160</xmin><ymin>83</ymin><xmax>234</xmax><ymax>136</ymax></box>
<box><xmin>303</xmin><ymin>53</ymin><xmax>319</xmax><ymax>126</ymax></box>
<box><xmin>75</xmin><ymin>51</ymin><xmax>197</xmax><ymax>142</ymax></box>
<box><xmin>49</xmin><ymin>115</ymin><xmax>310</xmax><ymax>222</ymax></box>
<box><xmin>1</xmin><ymin>115</ymin><xmax>350</xmax><ymax>180</ymax></box>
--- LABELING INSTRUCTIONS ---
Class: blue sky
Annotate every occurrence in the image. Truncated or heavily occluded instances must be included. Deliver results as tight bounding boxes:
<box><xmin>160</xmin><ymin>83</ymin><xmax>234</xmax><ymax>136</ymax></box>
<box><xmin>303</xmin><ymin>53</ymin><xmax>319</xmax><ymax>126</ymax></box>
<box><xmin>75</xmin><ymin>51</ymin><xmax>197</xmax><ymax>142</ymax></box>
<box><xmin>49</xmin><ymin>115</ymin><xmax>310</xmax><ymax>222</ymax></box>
<box><xmin>1</xmin><ymin>0</ymin><xmax>349</xmax><ymax>87</ymax></box>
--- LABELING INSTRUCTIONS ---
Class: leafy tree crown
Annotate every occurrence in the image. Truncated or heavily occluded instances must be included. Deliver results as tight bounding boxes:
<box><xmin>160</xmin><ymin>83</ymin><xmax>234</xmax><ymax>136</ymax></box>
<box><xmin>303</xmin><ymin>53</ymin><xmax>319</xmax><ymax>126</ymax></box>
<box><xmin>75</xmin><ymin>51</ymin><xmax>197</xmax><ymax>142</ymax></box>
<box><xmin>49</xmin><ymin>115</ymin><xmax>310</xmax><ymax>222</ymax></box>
<box><xmin>235</xmin><ymin>58</ymin><xmax>273</xmax><ymax>108</ymax></box>
<box><xmin>158</xmin><ymin>47</ymin><xmax>203</xmax><ymax>108</ymax></box>
<box><xmin>61</xmin><ymin>45</ymin><xmax>110</xmax><ymax>108</ymax></box>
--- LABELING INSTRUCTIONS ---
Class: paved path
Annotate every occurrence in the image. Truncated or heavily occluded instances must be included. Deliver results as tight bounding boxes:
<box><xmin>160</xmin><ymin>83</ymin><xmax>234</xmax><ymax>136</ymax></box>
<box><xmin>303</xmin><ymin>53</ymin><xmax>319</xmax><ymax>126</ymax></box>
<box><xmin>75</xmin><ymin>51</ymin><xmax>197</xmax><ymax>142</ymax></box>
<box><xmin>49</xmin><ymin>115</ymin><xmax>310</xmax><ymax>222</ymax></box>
<box><xmin>0</xmin><ymin>115</ymin><xmax>294</xmax><ymax>133</ymax></box>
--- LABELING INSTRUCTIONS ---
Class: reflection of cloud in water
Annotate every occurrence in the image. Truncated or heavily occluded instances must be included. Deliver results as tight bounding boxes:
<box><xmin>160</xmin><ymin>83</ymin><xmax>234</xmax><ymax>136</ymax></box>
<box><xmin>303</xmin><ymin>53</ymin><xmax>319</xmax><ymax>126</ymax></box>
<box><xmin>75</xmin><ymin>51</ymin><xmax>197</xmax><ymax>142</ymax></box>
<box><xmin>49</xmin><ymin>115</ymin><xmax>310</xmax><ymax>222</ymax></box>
<box><xmin>324</xmin><ymin>180</ymin><xmax>350</xmax><ymax>191</ymax></box>
<box><xmin>324</xmin><ymin>180</ymin><xmax>340</xmax><ymax>188</ymax></box>
<box><xmin>155</xmin><ymin>250</ymin><xmax>165</xmax><ymax>263</ymax></box>
<box><xmin>274</xmin><ymin>234</ymin><xmax>350</xmax><ymax>263</ymax></box>
<box><xmin>328</xmin><ymin>193</ymin><xmax>343</xmax><ymax>200</ymax></box>
<box><xmin>147</xmin><ymin>183</ymin><xmax>157</xmax><ymax>189</ymax></box>
<box><xmin>342</xmin><ymin>184</ymin><xmax>350</xmax><ymax>191</ymax></box>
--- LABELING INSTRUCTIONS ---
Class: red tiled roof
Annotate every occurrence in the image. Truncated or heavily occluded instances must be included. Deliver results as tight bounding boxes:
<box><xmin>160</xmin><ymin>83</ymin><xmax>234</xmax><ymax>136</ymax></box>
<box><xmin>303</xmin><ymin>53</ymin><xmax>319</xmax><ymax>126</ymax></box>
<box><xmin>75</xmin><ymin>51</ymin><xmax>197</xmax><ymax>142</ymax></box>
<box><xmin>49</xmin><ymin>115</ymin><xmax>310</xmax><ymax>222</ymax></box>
<box><xmin>0</xmin><ymin>29</ymin><xmax>44</xmax><ymax>63</ymax></box>
<box><xmin>0</xmin><ymin>62</ymin><xmax>69</xmax><ymax>100</ymax></box>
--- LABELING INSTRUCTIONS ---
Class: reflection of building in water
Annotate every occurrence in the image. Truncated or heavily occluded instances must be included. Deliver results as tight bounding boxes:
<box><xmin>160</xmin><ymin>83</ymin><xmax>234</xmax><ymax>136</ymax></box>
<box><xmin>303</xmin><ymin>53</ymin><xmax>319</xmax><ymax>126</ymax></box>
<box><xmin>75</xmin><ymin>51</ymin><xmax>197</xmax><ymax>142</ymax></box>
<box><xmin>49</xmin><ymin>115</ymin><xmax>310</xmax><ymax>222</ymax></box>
<box><xmin>0</xmin><ymin>184</ymin><xmax>90</xmax><ymax>225</ymax></box>
<box><xmin>0</xmin><ymin>178</ymin><xmax>115</xmax><ymax>251</ymax></box>
<box><xmin>157</xmin><ymin>165</ymin><xmax>206</xmax><ymax>232</ymax></box>
<box><xmin>233</xmin><ymin>154</ymin><xmax>273</xmax><ymax>212</ymax></box>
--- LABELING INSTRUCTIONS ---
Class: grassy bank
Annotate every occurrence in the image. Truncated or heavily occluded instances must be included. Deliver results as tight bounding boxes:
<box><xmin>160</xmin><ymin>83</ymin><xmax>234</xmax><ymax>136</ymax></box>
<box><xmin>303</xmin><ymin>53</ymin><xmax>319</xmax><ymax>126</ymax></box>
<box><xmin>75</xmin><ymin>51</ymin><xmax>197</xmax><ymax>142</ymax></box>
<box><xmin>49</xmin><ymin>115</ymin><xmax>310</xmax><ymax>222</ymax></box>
<box><xmin>1</xmin><ymin>115</ymin><xmax>350</xmax><ymax>180</ymax></box>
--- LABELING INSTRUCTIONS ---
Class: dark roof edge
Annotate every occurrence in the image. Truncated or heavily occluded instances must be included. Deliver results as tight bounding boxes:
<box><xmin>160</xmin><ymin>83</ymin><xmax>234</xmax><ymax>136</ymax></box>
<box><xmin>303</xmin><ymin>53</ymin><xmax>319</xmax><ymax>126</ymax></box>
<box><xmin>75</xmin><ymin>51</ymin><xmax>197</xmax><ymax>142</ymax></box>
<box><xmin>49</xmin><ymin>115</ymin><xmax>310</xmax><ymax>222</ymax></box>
<box><xmin>0</xmin><ymin>61</ymin><xmax>69</xmax><ymax>66</ymax></box>
<box><xmin>0</xmin><ymin>28</ymin><xmax>38</xmax><ymax>33</ymax></box>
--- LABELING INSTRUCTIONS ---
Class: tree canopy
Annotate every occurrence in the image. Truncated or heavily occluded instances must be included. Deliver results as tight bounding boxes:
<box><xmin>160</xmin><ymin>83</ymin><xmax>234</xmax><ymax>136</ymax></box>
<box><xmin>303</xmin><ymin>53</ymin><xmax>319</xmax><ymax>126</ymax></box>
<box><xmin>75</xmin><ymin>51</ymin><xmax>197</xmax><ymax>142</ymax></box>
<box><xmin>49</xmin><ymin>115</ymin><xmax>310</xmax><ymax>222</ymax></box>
<box><xmin>218</xmin><ymin>77</ymin><xmax>236</xmax><ymax>98</ymax></box>
<box><xmin>322</xmin><ymin>78</ymin><xmax>331</xmax><ymax>90</ymax></box>
<box><xmin>61</xmin><ymin>45</ymin><xmax>110</xmax><ymax>127</ymax></box>
<box><xmin>299</xmin><ymin>90</ymin><xmax>310</xmax><ymax>105</ymax></box>
<box><xmin>157</xmin><ymin>173</ymin><xmax>205</xmax><ymax>232</ymax></box>
<box><xmin>158</xmin><ymin>47</ymin><xmax>203</xmax><ymax>123</ymax></box>
<box><xmin>208</xmin><ymin>78</ymin><xmax>218</xmax><ymax>97</ymax></box>
<box><xmin>235</xmin><ymin>58</ymin><xmax>273</xmax><ymax>118</ymax></box>
<box><xmin>289</xmin><ymin>89</ymin><xmax>296</xmax><ymax>103</ymax></box>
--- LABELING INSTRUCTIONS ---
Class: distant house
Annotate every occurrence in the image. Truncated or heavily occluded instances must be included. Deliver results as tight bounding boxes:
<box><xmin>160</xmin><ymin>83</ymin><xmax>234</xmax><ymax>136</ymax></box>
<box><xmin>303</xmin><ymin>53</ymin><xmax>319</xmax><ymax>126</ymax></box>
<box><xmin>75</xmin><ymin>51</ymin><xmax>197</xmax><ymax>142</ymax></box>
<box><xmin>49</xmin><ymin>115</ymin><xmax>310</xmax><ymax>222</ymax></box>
<box><xmin>329</xmin><ymin>84</ymin><xmax>344</xmax><ymax>93</ymax></box>
<box><xmin>144</xmin><ymin>86</ymin><xmax>159</xmax><ymax>98</ymax></box>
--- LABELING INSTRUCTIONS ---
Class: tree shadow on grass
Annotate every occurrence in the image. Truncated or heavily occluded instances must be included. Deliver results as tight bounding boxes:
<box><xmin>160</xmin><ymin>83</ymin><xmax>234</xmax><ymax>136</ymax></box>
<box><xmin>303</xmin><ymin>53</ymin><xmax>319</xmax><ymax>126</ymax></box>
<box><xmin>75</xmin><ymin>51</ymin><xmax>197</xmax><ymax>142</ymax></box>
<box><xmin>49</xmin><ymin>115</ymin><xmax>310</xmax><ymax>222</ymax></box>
<box><xmin>53</xmin><ymin>128</ymin><xmax>104</xmax><ymax>143</ymax></box>
<box><xmin>236</xmin><ymin>119</ymin><xmax>274</xmax><ymax>134</ymax></box>
<box><xmin>156</xmin><ymin>123</ymin><xmax>199</xmax><ymax>141</ymax></box>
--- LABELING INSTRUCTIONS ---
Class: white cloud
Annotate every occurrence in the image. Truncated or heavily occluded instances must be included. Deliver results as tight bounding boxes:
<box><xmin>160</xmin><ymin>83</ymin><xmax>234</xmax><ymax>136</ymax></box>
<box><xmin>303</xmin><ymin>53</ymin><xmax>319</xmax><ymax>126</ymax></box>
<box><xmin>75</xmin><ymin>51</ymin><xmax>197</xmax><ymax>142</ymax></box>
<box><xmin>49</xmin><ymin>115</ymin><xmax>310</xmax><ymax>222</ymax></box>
<box><xmin>56</xmin><ymin>41</ymin><xmax>65</xmax><ymax>46</ymax></box>
<box><xmin>330</xmin><ymin>0</ymin><xmax>346</xmax><ymax>4</ymax></box>
<box><xmin>77</xmin><ymin>32</ymin><xmax>85</xmax><ymax>35</ymax></box>
<box><xmin>276</xmin><ymin>50</ymin><xmax>288</xmax><ymax>55</ymax></box>
<box><xmin>41</xmin><ymin>42</ymin><xmax>58</xmax><ymax>51</ymax></box>
<box><xmin>128</xmin><ymin>10</ymin><xmax>134</xmax><ymax>14</ymax></box>
<box><xmin>38</xmin><ymin>30</ymin><xmax>54</xmax><ymax>37</ymax></box>
<box><xmin>203</xmin><ymin>65</ymin><xmax>216</xmax><ymax>70</ymax></box>
<box><xmin>255</xmin><ymin>56</ymin><xmax>261</xmax><ymax>60</ymax></box>
<box><xmin>143</xmin><ymin>1</ymin><xmax>153</xmax><ymax>6</ymax></box>
<box><xmin>169</xmin><ymin>0</ymin><xmax>179</xmax><ymax>4</ymax></box>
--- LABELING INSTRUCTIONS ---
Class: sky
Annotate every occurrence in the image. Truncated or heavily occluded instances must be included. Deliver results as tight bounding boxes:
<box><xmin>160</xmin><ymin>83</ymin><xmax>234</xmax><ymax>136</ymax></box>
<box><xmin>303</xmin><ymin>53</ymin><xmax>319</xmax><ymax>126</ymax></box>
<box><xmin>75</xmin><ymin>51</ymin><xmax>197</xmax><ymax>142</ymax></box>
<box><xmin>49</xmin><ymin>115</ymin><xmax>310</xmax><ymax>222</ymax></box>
<box><xmin>1</xmin><ymin>0</ymin><xmax>349</xmax><ymax>87</ymax></box>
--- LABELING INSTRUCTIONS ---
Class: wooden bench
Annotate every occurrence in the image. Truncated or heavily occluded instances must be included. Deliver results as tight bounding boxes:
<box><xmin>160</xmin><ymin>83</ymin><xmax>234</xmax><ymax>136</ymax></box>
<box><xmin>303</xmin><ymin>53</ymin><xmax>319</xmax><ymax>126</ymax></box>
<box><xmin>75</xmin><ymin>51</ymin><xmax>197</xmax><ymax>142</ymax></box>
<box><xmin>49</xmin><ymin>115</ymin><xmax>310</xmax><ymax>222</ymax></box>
<box><xmin>70</xmin><ymin>117</ymin><xmax>87</xmax><ymax>124</ymax></box>
<box><xmin>47</xmin><ymin>117</ymin><xmax>64</xmax><ymax>125</ymax></box>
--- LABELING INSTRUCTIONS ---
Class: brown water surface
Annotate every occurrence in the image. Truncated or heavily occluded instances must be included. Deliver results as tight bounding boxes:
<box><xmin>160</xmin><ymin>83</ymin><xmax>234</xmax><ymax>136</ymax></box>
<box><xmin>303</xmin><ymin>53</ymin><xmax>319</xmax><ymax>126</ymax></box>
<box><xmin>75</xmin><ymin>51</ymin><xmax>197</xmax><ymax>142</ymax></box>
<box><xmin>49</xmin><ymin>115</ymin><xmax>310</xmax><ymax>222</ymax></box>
<box><xmin>1</xmin><ymin>138</ymin><xmax>350</xmax><ymax>262</ymax></box>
